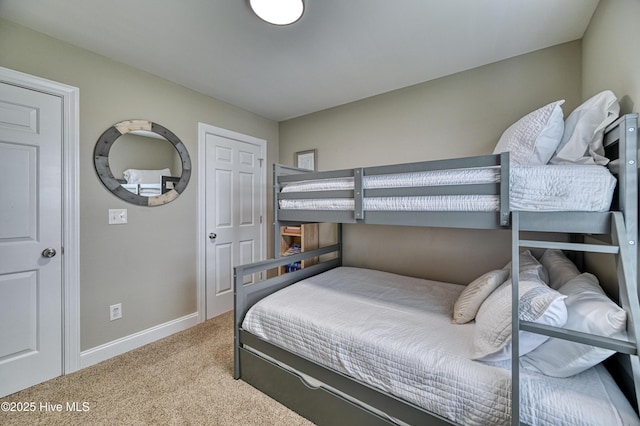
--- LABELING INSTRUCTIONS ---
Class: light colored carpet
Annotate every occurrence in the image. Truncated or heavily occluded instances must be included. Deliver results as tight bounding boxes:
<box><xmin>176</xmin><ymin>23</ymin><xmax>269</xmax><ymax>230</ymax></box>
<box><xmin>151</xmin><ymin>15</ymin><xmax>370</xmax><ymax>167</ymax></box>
<box><xmin>0</xmin><ymin>311</ymin><xmax>314</xmax><ymax>425</ymax></box>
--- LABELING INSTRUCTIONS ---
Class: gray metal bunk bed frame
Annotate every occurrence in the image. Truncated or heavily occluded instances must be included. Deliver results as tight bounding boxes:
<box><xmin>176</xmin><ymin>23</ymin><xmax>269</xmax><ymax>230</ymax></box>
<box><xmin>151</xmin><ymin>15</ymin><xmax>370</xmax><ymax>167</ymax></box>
<box><xmin>234</xmin><ymin>113</ymin><xmax>640</xmax><ymax>426</ymax></box>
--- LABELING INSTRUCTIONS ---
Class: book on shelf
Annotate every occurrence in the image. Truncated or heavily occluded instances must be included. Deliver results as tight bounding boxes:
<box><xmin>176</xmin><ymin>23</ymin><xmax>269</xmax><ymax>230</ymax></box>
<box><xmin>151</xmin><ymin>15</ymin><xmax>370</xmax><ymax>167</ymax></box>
<box><xmin>283</xmin><ymin>226</ymin><xmax>301</xmax><ymax>234</ymax></box>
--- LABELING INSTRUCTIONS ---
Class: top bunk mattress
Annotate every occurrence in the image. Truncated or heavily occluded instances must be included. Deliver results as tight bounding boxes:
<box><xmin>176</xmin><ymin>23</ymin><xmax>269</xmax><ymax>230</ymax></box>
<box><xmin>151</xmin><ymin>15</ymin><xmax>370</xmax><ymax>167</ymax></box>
<box><xmin>242</xmin><ymin>266</ymin><xmax>639</xmax><ymax>426</ymax></box>
<box><xmin>279</xmin><ymin>165</ymin><xmax>616</xmax><ymax>212</ymax></box>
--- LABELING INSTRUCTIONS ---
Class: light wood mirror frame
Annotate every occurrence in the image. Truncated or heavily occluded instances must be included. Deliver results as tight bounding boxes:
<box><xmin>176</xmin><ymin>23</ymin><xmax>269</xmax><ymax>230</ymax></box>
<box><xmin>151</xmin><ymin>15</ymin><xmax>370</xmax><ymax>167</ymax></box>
<box><xmin>94</xmin><ymin>119</ymin><xmax>192</xmax><ymax>206</ymax></box>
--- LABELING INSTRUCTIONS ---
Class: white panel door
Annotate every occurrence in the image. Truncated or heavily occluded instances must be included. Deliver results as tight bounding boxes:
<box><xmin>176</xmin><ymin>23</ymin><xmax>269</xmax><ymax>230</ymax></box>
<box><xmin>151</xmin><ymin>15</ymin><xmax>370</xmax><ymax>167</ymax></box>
<box><xmin>205</xmin><ymin>133</ymin><xmax>262</xmax><ymax>319</ymax></box>
<box><xmin>0</xmin><ymin>82</ymin><xmax>63</xmax><ymax>396</ymax></box>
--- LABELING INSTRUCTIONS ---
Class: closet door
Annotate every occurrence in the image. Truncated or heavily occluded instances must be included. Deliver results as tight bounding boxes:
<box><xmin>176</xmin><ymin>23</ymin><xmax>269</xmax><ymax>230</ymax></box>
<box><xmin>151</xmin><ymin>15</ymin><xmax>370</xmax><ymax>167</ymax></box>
<box><xmin>204</xmin><ymin>131</ymin><xmax>263</xmax><ymax>319</ymax></box>
<box><xmin>0</xmin><ymin>82</ymin><xmax>63</xmax><ymax>397</ymax></box>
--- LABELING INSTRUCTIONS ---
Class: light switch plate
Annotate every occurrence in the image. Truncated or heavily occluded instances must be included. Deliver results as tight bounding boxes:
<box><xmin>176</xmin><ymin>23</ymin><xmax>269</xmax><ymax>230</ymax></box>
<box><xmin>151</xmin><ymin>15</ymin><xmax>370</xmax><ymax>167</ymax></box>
<box><xmin>108</xmin><ymin>209</ymin><xmax>127</xmax><ymax>225</ymax></box>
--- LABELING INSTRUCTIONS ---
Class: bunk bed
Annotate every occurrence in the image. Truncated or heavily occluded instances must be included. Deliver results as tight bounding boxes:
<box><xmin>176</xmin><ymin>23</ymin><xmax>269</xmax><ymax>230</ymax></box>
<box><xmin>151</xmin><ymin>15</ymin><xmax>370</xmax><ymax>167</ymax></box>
<box><xmin>234</xmin><ymin>110</ymin><xmax>640</xmax><ymax>425</ymax></box>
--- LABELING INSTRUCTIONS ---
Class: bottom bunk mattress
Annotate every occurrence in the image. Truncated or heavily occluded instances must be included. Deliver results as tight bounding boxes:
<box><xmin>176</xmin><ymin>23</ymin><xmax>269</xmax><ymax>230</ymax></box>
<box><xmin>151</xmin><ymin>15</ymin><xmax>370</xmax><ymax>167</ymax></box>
<box><xmin>242</xmin><ymin>267</ymin><xmax>639</xmax><ymax>426</ymax></box>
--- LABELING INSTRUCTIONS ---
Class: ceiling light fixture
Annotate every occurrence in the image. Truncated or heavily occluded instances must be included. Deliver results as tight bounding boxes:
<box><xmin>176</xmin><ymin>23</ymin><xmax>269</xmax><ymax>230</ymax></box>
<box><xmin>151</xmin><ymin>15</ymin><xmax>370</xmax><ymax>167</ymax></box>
<box><xmin>249</xmin><ymin>0</ymin><xmax>304</xmax><ymax>26</ymax></box>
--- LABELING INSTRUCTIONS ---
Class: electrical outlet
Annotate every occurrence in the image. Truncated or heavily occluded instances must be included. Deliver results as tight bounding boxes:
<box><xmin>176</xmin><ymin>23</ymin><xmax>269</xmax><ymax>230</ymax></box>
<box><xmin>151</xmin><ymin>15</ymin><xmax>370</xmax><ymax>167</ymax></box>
<box><xmin>109</xmin><ymin>303</ymin><xmax>122</xmax><ymax>321</ymax></box>
<box><xmin>108</xmin><ymin>209</ymin><xmax>127</xmax><ymax>225</ymax></box>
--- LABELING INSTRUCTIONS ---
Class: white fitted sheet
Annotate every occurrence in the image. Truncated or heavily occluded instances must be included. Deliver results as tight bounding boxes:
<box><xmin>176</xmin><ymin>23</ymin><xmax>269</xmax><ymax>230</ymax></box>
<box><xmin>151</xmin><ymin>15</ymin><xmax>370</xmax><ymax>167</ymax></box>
<box><xmin>243</xmin><ymin>267</ymin><xmax>639</xmax><ymax>426</ymax></box>
<box><xmin>279</xmin><ymin>165</ymin><xmax>616</xmax><ymax>212</ymax></box>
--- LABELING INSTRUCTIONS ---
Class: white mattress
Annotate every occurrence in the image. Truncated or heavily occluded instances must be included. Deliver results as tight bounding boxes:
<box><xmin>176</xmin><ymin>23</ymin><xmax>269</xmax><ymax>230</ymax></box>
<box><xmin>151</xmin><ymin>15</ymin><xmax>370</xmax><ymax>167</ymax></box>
<box><xmin>279</xmin><ymin>165</ymin><xmax>616</xmax><ymax>212</ymax></box>
<box><xmin>242</xmin><ymin>267</ymin><xmax>639</xmax><ymax>426</ymax></box>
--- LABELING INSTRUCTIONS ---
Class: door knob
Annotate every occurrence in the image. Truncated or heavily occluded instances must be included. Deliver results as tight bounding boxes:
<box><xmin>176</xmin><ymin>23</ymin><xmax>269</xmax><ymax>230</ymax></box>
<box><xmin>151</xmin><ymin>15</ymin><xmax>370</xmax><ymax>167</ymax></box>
<box><xmin>209</xmin><ymin>233</ymin><xmax>217</xmax><ymax>240</ymax></box>
<box><xmin>42</xmin><ymin>248</ymin><xmax>57</xmax><ymax>258</ymax></box>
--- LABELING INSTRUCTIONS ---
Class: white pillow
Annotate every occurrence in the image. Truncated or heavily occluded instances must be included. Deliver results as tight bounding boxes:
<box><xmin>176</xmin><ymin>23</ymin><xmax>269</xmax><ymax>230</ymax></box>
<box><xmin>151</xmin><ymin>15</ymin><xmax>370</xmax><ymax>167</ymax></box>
<box><xmin>452</xmin><ymin>269</ymin><xmax>509</xmax><ymax>324</ymax></box>
<box><xmin>522</xmin><ymin>273</ymin><xmax>626</xmax><ymax>377</ymax></box>
<box><xmin>472</xmin><ymin>276</ymin><xmax>567</xmax><ymax>362</ymax></box>
<box><xmin>550</xmin><ymin>90</ymin><xmax>619</xmax><ymax>165</ymax></box>
<box><xmin>540</xmin><ymin>249</ymin><xmax>580</xmax><ymax>290</ymax></box>
<box><xmin>503</xmin><ymin>249</ymin><xmax>550</xmax><ymax>285</ymax></box>
<box><xmin>123</xmin><ymin>168</ymin><xmax>171</xmax><ymax>184</ymax></box>
<box><xmin>493</xmin><ymin>100</ymin><xmax>565</xmax><ymax>165</ymax></box>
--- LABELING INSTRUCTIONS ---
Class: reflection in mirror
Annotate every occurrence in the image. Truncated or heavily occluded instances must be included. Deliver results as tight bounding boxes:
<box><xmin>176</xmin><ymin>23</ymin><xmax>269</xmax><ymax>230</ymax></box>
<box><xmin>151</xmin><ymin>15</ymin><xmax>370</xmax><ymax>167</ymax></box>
<box><xmin>94</xmin><ymin>120</ymin><xmax>191</xmax><ymax>206</ymax></box>
<box><xmin>109</xmin><ymin>131</ymin><xmax>182</xmax><ymax>197</ymax></box>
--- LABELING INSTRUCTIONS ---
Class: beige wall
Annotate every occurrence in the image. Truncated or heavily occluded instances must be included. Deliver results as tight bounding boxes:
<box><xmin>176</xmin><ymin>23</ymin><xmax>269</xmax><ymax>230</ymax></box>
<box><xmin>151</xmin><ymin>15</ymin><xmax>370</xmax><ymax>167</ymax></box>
<box><xmin>0</xmin><ymin>19</ymin><xmax>278</xmax><ymax>350</ymax></box>
<box><xmin>3</xmin><ymin>0</ymin><xmax>637</xmax><ymax>354</ymax></box>
<box><xmin>279</xmin><ymin>0</ymin><xmax>640</xmax><ymax>288</ymax></box>
<box><xmin>581</xmin><ymin>0</ymin><xmax>640</xmax><ymax>294</ymax></box>
<box><xmin>582</xmin><ymin>0</ymin><xmax>640</xmax><ymax>116</ymax></box>
<box><xmin>280</xmin><ymin>42</ymin><xmax>582</xmax><ymax>284</ymax></box>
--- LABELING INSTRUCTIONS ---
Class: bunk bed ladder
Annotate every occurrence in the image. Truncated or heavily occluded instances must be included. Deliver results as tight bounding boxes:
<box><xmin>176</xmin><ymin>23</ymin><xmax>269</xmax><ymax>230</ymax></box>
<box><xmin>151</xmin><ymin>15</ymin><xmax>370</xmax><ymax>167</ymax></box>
<box><xmin>511</xmin><ymin>211</ymin><xmax>640</xmax><ymax>426</ymax></box>
<box><xmin>610</xmin><ymin>212</ymin><xmax>640</xmax><ymax>414</ymax></box>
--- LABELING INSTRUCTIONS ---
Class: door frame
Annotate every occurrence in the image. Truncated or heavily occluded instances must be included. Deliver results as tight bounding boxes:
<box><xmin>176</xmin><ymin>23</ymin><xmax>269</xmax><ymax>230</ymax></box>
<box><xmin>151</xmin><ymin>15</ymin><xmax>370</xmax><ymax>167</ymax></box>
<box><xmin>0</xmin><ymin>66</ymin><xmax>81</xmax><ymax>374</ymax></box>
<box><xmin>197</xmin><ymin>123</ymin><xmax>267</xmax><ymax>322</ymax></box>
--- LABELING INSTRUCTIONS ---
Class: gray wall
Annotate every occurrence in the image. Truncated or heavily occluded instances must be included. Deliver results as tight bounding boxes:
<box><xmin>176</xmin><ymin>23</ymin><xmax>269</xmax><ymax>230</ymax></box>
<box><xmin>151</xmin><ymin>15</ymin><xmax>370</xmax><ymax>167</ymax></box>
<box><xmin>280</xmin><ymin>41</ymin><xmax>582</xmax><ymax>284</ymax></box>
<box><xmin>0</xmin><ymin>18</ymin><xmax>279</xmax><ymax>350</ymax></box>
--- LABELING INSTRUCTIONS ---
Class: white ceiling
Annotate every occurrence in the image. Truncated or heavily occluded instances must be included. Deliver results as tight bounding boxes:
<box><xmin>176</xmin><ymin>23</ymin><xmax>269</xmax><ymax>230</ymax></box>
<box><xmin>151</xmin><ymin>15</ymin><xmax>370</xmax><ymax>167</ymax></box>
<box><xmin>0</xmin><ymin>0</ymin><xmax>600</xmax><ymax>121</ymax></box>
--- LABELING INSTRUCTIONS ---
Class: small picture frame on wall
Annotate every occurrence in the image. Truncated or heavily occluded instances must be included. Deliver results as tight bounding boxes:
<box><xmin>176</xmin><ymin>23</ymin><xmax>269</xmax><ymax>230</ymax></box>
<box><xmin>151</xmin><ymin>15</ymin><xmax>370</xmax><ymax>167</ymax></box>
<box><xmin>294</xmin><ymin>149</ymin><xmax>317</xmax><ymax>171</ymax></box>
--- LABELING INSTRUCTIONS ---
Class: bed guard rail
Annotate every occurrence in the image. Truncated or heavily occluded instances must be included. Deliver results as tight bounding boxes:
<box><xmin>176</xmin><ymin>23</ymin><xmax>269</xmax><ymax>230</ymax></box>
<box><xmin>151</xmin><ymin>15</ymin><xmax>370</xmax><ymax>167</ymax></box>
<box><xmin>274</xmin><ymin>152</ymin><xmax>511</xmax><ymax>228</ymax></box>
<box><xmin>604</xmin><ymin>113</ymin><xmax>638</xmax><ymax>234</ymax></box>
<box><xmin>234</xmin><ymin>244</ymin><xmax>342</xmax><ymax>379</ymax></box>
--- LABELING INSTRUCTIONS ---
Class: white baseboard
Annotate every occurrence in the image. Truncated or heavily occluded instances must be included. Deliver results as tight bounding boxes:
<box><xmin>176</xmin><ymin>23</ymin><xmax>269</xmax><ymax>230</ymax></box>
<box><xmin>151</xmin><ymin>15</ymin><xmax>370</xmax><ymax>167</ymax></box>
<box><xmin>79</xmin><ymin>312</ymin><xmax>200</xmax><ymax>369</ymax></box>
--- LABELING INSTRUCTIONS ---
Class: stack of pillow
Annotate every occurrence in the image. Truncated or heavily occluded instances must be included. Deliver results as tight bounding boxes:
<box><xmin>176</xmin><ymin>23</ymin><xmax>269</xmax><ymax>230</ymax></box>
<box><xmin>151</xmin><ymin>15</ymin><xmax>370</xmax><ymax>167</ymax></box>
<box><xmin>452</xmin><ymin>249</ymin><xmax>627</xmax><ymax>377</ymax></box>
<box><xmin>452</xmin><ymin>90</ymin><xmax>625</xmax><ymax>376</ymax></box>
<box><xmin>492</xmin><ymin>90</ymin><xmax>619</xmax><ymax>166</ymax></box>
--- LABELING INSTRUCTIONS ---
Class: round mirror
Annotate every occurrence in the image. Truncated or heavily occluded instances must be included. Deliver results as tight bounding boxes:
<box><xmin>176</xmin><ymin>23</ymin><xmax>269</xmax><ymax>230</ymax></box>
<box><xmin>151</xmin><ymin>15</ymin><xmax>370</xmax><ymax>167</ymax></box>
<box><xmin>94</xmin><ymin>120</ymin><xmax>191</xmax><ymax>206</ymax></box>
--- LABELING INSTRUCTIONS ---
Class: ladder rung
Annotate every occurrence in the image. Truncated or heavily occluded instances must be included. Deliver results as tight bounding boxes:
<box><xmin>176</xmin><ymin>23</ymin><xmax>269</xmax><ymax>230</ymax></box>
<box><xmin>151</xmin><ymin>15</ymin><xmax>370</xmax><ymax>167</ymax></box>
<box><xmin>520</xmin><ymin>321</ymin><xmax>636</xmax><ymax>354</ymax></box>
<box><xmin>518</xmin><ymin>239</ymin><xmax>619</xmax><ymax>254</ymax></box>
